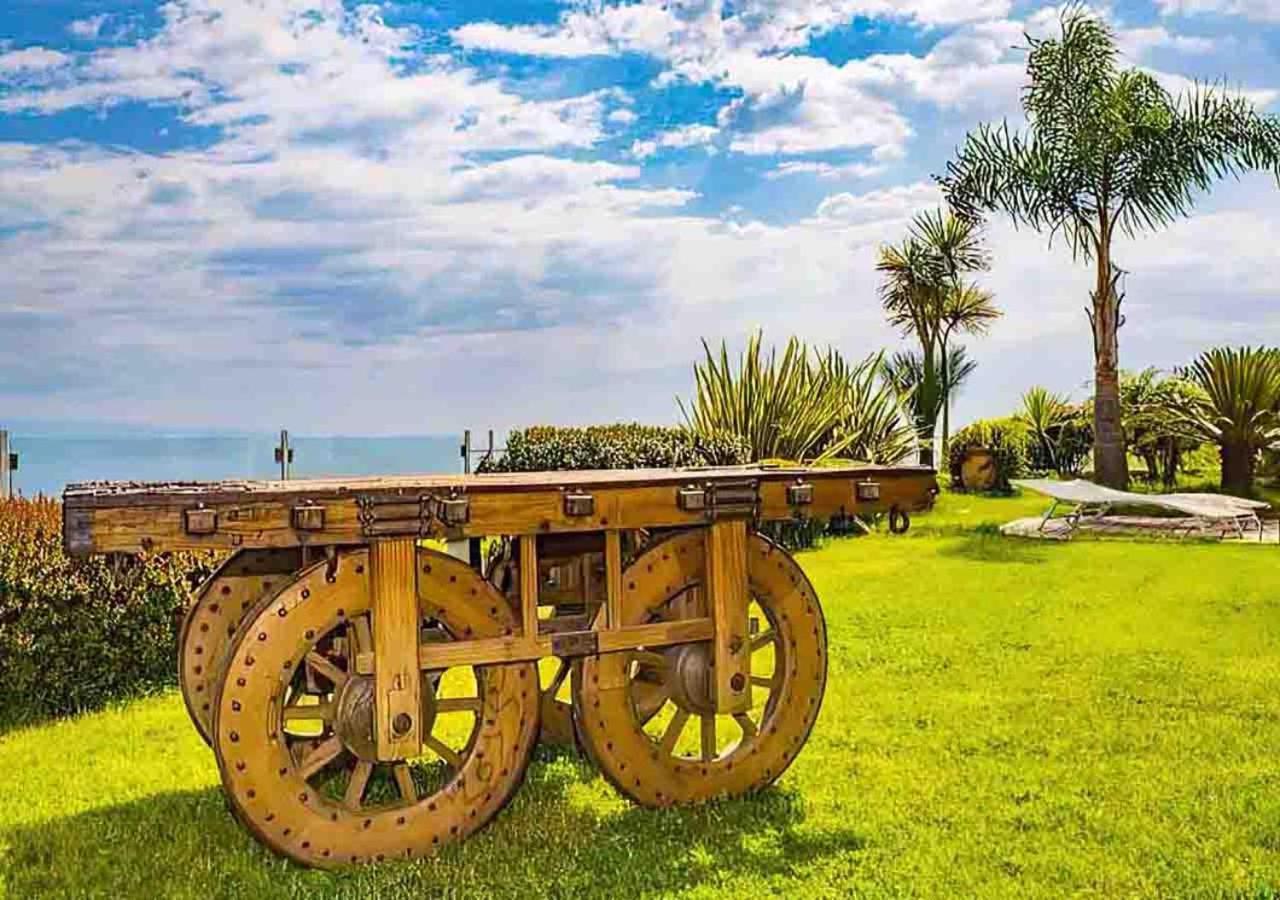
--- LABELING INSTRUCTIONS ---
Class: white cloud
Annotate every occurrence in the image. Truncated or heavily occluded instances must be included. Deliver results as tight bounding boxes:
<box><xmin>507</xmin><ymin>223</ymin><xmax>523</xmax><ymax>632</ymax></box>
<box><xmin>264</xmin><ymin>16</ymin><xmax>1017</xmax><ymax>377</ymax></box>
<box><xmin>0</xmin><ymin>47</ymin><xmax>71</xmax><ymax>74</ymax></box>
<box><xmin>1156</xmin><ymin>0</ymin><xmax>1280</xmax><ymax>21</ymax></box>
<box><xmin>630</xmin><ymin>123</ymin><xmax>719</xmax><ymax>158</ymax></box>
<box><xmin>69</xmin><ymin>15</ymin><xmax>110</xmax><ymax>40</ymax></box>
<box><xmin>765</xmin><ymin>160</ymin><xmax>884</xmax><ymax>179</ymax></box>
<box><xmin>2</xmin><ymin>0</ymin><xmax>1280</xmax><ymax>432</ymax></box>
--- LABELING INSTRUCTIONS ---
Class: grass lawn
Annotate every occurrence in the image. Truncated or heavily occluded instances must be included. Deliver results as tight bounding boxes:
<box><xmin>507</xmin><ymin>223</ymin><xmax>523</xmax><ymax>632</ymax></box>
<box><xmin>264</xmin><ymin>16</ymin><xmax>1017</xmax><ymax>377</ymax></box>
<box><xmin>2</xmin><ymin>491</ymin><xmax>1279</xmax><ymax>898</ymax></box>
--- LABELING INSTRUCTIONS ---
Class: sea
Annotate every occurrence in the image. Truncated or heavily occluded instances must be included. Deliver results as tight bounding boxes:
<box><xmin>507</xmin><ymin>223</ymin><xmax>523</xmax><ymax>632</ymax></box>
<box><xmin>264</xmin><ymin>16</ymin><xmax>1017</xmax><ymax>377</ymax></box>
<box><xmin>1</xmin><ymin>432</ymin><xmax>467</xmax><ymax>498</ymax></box>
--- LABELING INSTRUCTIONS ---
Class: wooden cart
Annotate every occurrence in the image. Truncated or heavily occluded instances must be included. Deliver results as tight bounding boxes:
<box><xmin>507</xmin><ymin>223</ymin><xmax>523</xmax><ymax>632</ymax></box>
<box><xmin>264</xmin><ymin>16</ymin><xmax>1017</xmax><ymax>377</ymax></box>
<box><xmin>63</xmin><ymin>463</ymin><xmax>937</xmax><ymax>868</ymax></box>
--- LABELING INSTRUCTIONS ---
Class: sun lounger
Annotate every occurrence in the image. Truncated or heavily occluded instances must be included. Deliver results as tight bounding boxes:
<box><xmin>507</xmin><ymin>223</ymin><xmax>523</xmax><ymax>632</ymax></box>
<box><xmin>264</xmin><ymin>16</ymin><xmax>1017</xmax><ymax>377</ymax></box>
<box><xmin>1013</xmin><ymin>479</ymin><xmax>1270</xmax><ymax>540</ymax></box>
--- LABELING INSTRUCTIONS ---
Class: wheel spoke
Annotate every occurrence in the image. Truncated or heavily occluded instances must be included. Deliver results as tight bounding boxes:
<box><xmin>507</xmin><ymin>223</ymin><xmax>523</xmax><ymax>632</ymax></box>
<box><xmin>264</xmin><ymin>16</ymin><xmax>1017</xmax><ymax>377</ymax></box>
<box><xmin>296</xmin><ymin>735</ymin><xmax>344</xmax><ymax>780</ymax></box>
<box><xmin>393</xmin><ymin>763</ymin><xmax>418</xmax><ymax>803</ymax></box>
<box><xmin>425</xmin><ymin>734</ymin><xmax>463</xmax><ymax>769</ymax></box>
<box><xmin>750</xmin><ymin>674</ymin><xmax>774</xmax><ymax>689</ymax></box>
<box><xmin>546</xmin><ymin>658</ymin><xmax>571</xmax><ymax>697</ymax></box>
<box><xmin>305</xmin><ymin>651</ymin><xmax>348</xmax><ymax>689</ymax></box>
<box><xmin>659</xmin><ymin>708</ymin><xmax>690</xmax><ymax>756</ymax></box>
<box><xmin>353</xmin><ymin>616</ymin><xmax>374</xmax><ymax>657</ymax></box>
<box><xmin>436</xmin><ymin>696</ymin><xmax>481</xmax><ymax>714</ymax></box>
<box><xmin>733</xmin><ymin>712</ymin><xmax>758</xmax><ymax>740</ymax></box>
<box><xmin>344</xmin><ymin>760</ymin><xmax>373</xmax><ymax>809</ymax></box>
<box><xmin>750</xmin><ymin>629</ymin><xmax>776</xmax><ymax>653</ymax></box>
<box><xmin>700</xmin><ymin>714</ymin><xmax>716</xmax><ymax>762</ymax></box>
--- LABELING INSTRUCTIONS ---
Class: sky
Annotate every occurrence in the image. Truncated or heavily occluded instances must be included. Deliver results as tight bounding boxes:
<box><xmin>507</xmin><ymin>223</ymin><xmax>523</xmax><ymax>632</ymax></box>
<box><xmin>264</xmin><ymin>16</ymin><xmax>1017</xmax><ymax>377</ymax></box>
<box><xmin>1</xmin><ymin>0</ymin><xmax>1279</xmax><ymax>437</ymax></box>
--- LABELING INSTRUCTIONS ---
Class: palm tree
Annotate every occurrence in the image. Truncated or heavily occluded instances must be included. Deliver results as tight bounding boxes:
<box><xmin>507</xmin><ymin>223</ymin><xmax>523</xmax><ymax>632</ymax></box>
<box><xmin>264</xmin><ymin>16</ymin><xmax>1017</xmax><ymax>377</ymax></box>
<box><xmin>884</xmin><ymin>345</ymin><xmax>978</xmax><ymax>461</ymax></box>
<box><xmin>1176</xmin><ymin>347</ymin><xmax>1280</xmax><ymax>495</ymax></box>
<box><xmin>877</xmin><ymin>209</ymin><xmax>993</xmax><ymax>465</ymax></box>
<box><xmin>938</xmin><ymin>5</ymin><xmax>1280</xmax><ymax>489</ymax></box>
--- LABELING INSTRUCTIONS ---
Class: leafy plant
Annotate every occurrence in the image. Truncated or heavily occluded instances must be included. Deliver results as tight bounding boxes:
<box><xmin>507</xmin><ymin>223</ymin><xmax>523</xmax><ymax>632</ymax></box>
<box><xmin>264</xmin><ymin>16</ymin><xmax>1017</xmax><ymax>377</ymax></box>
<box><xmin>1120</xmin><ymin>369</ymin><xmax>1206</xmax><ymax>488</ymax></box>
<box><xmin>939</xmin><ymin>4</ymin><xmax>1280</xmax><ymax>488</ymax></box>
<box><xmin>679</xmin><ymin>332</ymin><xmax>916</xmax><ymax>464</ymax></box>
<box><xmin>1175</xmin><ymin>347</ymin><xmax>1280</xmax><ymax>495</ymax></box>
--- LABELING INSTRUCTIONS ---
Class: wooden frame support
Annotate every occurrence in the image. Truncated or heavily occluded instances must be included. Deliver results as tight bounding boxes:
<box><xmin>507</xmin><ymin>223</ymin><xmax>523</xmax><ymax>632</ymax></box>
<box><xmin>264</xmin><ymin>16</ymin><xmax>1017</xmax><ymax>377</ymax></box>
<box><xmin>604</xmin><ymin>530</ymin><xmax>623</xmax><ymax>629</ymax></box>
<box><xmin>370</xmin><ymin>538</ymin><xmax>423</xmax><ymax>761</ymax></box>
<box><xmin>705</xmin><ymin>519</ymin><xmax>752</xmax><ymax>714</ymax></box>
<box><xmin>520</xmin><ymin>536</ymin><xmax>539</xmax><ymax>644</ymax></box>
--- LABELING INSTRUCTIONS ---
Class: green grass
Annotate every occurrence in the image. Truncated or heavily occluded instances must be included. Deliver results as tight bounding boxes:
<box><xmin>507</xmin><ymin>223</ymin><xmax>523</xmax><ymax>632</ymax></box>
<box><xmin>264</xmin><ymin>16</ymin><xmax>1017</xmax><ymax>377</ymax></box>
<box><xmin>3</xmin><ymin>492</ymin><xmax>1280</xmax><ymax>898</ymax></box>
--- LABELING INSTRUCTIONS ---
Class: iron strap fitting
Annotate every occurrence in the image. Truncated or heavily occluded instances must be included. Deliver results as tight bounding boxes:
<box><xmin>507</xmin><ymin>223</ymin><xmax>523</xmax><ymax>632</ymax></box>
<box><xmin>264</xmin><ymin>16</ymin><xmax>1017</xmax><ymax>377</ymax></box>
<box><xmin>356</xmin><ymin>490</ymin><xmax>470</xmax><ymax>538</ymax></box>
<box><xmin>676</xmin><ymin>478</ymin><xmax>760</xmax><ymax>521</ymax></box>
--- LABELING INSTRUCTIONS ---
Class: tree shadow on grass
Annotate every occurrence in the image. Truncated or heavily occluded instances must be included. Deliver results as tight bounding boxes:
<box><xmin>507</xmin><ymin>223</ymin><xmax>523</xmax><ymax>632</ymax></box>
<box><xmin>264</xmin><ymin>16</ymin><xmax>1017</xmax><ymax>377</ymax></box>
<box><xmin>937</xmin><ymin>531</ymin><xmax>1051</xmax><ymax>565</ymax></box>
<box><xmin>3</xmin><ymin>746</ymin><xmax>868</xmax><ymax>899</ymax></box>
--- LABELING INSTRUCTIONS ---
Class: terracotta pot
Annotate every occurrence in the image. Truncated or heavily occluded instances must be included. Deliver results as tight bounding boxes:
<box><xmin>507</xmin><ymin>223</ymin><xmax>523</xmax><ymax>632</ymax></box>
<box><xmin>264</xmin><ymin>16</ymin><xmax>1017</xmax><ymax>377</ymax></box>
<box><xmin>960</xmin><ymin>447</ymin><xmax>997</xmax><ymax>491</ymax></box>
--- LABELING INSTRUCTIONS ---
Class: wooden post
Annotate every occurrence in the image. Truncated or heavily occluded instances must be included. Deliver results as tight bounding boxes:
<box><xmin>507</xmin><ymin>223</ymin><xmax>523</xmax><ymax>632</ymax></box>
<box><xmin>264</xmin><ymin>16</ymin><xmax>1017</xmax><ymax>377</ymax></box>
<box><xmin>520</xmin><ymin>536</ymin><xmax>539</xmax><ymax>643</ymax></box>
<box><xmin>369</xmin><ymin>538</ymin><xmax>422</xmax><ymax>761</ymax></box>
<box><xmin>0</xmin><ymin>430</ymin><xmax>9</xmax><ymax>500</ymax></box>
<box><xmin>705</xmin><ymin>520</ymin><xmax>751</xmax><ymax>714</ymax></box>
<box><xmin>605</xmin><ymin>530</ymin><xmax>623</xmax><ymax>629</ymax></box>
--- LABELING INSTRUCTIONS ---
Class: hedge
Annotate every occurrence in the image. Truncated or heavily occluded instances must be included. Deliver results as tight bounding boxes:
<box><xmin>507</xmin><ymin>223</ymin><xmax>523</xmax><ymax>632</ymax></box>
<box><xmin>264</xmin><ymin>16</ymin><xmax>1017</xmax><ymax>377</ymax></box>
<box><xmin>947</xmin><ymin>417</ymin><xmax>1032</xmax><ymax>493</ymax></box>
<box><xmin>0</xmin><ymin>497</ymin><xmax>217</xmax><ymax>728</ymax></box>
<box><xmin>478</xmin><ymin>423</ymin><xmax>751</xmax><ymax>472</ymax></box>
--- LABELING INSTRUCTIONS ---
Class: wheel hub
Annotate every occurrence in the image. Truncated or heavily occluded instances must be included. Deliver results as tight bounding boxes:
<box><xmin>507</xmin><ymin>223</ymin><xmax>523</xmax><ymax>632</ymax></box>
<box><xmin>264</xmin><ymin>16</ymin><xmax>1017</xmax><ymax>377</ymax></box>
<box><xmin>663</xmin><ymin>643</ymin><xmax>716</xmax><ymax>715</ymax></box>
<box><xmin>333</xmin><ymin>673</ymin><xmax>438</xmax><ymax>762</ymax></box>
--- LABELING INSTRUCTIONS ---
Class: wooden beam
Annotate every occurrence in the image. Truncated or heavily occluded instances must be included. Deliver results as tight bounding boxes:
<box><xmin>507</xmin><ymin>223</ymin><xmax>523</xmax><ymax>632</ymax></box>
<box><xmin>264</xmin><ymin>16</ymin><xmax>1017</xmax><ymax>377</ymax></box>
<box><xmin>520</xmin><ymin>536</ymin><xmax>539</xmax><ymax>644</ymax></box>
<box><xmin>354</xmin><ymin>616</ymin><xmax>716</xmax><ymax>673</ymax></box>
<box><xmin>369</xmin><ymin>538</ymin><xmax>422</xmax><ymax>761</ymax></box>
<box><xmin>604</xmin><ymin>530</ymin><xmax>623</xmax><ymax>630</ymax></box>
<box><xmin>705</xmin><ymin>519</ymin><xmax>751</xmax><ymax>714</ymax></box>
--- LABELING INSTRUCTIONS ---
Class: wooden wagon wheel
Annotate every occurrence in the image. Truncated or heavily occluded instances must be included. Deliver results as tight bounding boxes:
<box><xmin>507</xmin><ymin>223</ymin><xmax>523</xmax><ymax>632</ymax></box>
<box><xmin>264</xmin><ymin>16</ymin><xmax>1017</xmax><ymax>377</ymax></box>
<box><xmin>573</xmin><ymin>529</ymin><xmax>827</xmax><ymax>806</ymax></box>
<box><xmin>211</xmin><ymin>547</ymin><xmax>539</xmax><ymax>868</ymax></box>
<box><xmin>178</xmin><ymin>548</ymin><xmax>305</xmax><ymax>745</ymax></box>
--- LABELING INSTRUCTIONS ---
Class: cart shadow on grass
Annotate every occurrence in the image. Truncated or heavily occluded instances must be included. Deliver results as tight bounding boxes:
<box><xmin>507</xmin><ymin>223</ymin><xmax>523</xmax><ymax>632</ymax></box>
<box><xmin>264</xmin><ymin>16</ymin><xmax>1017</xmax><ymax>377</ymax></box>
<box><xmin>3</xmin><ymin>746</ymin><xmax>869</xmax><ymax>897</ymax></box>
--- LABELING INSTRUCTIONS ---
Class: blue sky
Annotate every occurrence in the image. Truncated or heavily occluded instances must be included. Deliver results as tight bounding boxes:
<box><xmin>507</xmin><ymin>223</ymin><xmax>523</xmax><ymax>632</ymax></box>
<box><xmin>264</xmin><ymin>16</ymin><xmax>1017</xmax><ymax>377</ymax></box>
<box><xmin>1</xmin><ymin>0</ymin><xmax>1279</xmax><ymax>436</ymax></box>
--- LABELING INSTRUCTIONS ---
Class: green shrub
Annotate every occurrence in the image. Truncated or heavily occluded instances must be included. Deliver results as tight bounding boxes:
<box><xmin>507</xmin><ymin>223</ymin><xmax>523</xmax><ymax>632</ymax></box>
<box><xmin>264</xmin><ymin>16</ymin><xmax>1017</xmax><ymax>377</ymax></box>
<box><xmin>0</xmin><ymin>497</ymin><xmax>217</xmax><ymax>728</ymax></box>
<box><xmin>478</xmin><ymin>423</ymin><xmax>750</xmax><ymax>473</ymax></box>
<box><xmin>947</xmin><ymin>417</ymin><xmax>1031</xmax><ymax>492</ymax></box>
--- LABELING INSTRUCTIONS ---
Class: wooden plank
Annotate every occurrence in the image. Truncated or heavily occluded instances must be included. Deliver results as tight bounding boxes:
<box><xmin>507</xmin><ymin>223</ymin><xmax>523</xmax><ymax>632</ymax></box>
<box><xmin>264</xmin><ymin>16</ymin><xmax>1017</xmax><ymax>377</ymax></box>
<box><xmin>369</xmin><ymin>538</ymin><xmax>422</xmax><ymax>761</ymax></box>
<box><xmin>520</xmin><ymin>536</ymin><xmax>539</xmax><ymax>643</ymax></box>
<box><xmin>353</xmin><ymin>616</ymin><xmax>716</xmax><ymax>672</ymax></box>
<box><xmin>604</xmin><ymin>530</ymin><xmax>623</xmax><ymax>630</ymax></box>
<box><xmin>63</xmin><ymin>463</ymin><xmax>934</xmax><ymax>507</ymax></box>
<box><xmin>705</xmin><ymin>519</ymin><xmax>751</xmax><ymax>715</ymax></box>
<box><xmin>62</xmin><ymin>469</ymin><xmax>942</xmax><ymax>556</ymax></box>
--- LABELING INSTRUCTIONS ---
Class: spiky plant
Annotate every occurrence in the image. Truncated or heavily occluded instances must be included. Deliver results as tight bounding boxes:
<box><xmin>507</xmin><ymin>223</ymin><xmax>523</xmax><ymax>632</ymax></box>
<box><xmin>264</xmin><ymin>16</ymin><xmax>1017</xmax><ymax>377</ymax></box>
<box><xmin>1017</xmin><ymin>386</ymin><xmax>1071</xmax><ymax>473</ymax></box>
<box><xmin>679</xmin><ymin>333</ymin><xmax>916</xmax><ymax>464</ymax></box>
<box><xmin>1176</xmin><ymin>347</ymin><xmax>1280</xmax><ymax>495</ymax></box>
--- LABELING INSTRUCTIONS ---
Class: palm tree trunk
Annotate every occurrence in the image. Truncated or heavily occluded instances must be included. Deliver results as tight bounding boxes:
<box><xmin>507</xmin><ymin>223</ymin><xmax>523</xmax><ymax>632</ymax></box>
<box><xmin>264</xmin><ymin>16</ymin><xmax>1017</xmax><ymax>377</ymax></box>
<box><xmin>1221</xmin><ymin>441</ymin><xmax>1254</xmax><ymax>496</ymax></box>
<box><xmin>918</xmin><ymin>344</ymin><xmax>939</xmax><ymax>467</ymax></box>
<box><xmin>1091</xmin><ymin>237</ymin><xmax>1129</xmax><ymax>489</ymax></box>
<box><xmin>939</xmin><ymin>336</ymin><xmax>951</xmax><ymax>467</ymax></box>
